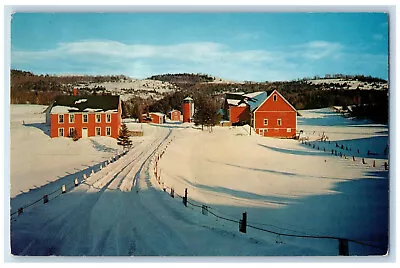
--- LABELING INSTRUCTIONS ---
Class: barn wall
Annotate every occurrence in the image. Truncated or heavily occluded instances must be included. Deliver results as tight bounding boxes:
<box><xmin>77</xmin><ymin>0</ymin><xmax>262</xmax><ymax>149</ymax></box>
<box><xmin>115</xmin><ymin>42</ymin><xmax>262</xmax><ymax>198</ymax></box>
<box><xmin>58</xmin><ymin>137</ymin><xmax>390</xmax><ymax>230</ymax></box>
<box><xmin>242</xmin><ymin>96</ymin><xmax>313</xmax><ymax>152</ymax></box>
<box><xmin>50</xmin><ymin>112</ymin><xmax>121</xmax><ymax>139</ymax></box>
<box><xmin>150</xmin><ymin>114</ymin><xmax>163</xmax><ymax>124</ymax></box>
<box><xmin>170</xmin><ymin>111</ymin><xmax>181</xmax><ymax>121</ymax></box>
<box><xmin>254</xmin><ymin>91</ymin><xmax>296</xmax><ymax>138</ymax></box>
<box><xmin>229</xmin><ymin>106</ymin><xmax>250</xmax><ymax>124</ymax></box>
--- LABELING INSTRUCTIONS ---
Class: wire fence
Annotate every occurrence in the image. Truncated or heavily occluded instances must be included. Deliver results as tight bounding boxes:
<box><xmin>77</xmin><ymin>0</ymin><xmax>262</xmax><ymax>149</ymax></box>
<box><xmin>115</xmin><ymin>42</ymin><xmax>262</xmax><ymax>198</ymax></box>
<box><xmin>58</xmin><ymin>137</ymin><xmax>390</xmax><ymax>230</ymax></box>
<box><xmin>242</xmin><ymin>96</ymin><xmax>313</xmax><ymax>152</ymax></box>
<box><xmin>152</xmin><ymin>142</ymin><xmax>387</xmax><ymax>256</ymax></box>
<box><xmin>10</xmin><ymin>150</ymin><xmax>128</xmax><ymax>220</ymax></box>
<box><xmin>299</xmin><ymin>137</ymin><xmax>389</xmax><ymax>170</ymax></box>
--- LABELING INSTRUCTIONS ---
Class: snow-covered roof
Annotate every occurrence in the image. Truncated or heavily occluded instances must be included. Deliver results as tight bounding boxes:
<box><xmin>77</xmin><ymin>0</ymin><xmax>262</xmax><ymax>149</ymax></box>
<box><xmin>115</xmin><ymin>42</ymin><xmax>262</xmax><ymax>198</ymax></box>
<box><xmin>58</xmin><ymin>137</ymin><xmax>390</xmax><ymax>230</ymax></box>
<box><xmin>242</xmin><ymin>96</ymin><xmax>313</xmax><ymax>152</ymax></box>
<box><xmin>246</xmin><ymin>91</ymin><xmax>268</xmax><ymax>112</ymax></box>
<box><xmin>50</xmin><ymin>106</ymin><xmax>80</xmax><ymax>114</ymax></box>
<box><xmin>83</xmin><ymin>108</ymin><xmax>103</xmax><ymax>112</ymax></box>
<box><xmin>50</xmin><ymin>95</ymin><xmax>120</xmax><ymax>114</ymax></box>
<box><xmin>227</xmin><ymin>99</ymin><xmax>241</xmax><ymax>106</ymax></box>
<box><xmin>243</xmin><ymin>91</ymin><xmax>265</xmax><ymax>99</ymax></box>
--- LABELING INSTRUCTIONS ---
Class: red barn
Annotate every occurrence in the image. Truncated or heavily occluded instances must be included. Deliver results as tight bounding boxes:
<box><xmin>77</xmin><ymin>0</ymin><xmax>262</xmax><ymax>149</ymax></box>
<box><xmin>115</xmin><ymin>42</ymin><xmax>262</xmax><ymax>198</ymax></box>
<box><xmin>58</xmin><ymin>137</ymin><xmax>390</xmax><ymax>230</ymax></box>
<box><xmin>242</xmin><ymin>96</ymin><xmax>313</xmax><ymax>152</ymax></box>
<box><xmin>253</xmin><ymin>90</ymin><xmax>297</xmax><ymax>138</ymax></box>
<box><xmin>47</xmin><ymin>95</ymin><xmax>122</xmax><ymax>139</ymax></box>
<box><xmin>149</xmin><ymin>112</ymin><xmax>165</xmax><ymax>124</ymax></box>
<box><xmin>223</xmin><ymin>90</ymin><xmax>297</xmax><ymax>138</ymax></box>
<box><xmin>169</xmin><ymin>110</ymin><xmax>181</xmax><ymax>122</ymax></box>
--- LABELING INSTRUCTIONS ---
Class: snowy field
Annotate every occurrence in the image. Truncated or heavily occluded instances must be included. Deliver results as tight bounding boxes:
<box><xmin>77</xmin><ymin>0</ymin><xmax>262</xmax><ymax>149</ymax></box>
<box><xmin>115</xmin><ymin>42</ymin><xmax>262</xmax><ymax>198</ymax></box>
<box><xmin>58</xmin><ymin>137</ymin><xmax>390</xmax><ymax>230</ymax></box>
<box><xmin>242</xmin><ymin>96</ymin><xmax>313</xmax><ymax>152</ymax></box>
<box><xmin>9</xmin><ymin>106</ymin><xmax>389</xmax><ymax>257</ymax></box>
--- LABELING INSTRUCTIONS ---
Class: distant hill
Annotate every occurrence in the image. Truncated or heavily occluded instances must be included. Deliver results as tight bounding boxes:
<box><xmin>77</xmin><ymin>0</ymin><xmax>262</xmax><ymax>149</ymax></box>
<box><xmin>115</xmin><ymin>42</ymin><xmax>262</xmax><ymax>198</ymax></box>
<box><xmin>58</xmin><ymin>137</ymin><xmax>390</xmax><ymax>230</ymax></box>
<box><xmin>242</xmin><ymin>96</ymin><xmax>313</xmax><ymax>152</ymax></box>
<box><xmin>148</xmin><ymin>73</ymin><xmax>215</xmax><ymax>84</ymax></box>
<box><xmin>10</xmin><ymin>69</ymin><xmax>177</xmax><ymax>104</ymax></box>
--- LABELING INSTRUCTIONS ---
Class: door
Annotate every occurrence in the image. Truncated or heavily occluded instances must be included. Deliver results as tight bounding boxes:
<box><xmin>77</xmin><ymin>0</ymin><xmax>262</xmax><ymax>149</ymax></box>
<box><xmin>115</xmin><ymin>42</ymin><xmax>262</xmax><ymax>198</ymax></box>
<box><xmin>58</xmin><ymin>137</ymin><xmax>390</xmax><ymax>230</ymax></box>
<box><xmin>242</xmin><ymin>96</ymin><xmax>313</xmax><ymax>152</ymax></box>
<box><xmin>82</xmin><ymin>127</ymin><xmax>88</xmax><ymax>138</ymax></box>
<box><xmin>259</xmin><ymin>129</ymin><xmax>264</xmax><ymax>136</ymax></box>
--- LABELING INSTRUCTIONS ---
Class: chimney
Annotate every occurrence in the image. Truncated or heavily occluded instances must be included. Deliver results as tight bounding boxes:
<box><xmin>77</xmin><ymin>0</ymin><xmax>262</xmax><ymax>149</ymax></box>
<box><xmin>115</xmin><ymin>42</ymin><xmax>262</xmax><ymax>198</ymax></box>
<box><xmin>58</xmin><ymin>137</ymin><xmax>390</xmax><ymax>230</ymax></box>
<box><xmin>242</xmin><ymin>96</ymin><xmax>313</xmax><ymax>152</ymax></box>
<box><xmin>73</xmin><ymin>88</ymin><xmax>78</xmax><ymax>96</ymax></box>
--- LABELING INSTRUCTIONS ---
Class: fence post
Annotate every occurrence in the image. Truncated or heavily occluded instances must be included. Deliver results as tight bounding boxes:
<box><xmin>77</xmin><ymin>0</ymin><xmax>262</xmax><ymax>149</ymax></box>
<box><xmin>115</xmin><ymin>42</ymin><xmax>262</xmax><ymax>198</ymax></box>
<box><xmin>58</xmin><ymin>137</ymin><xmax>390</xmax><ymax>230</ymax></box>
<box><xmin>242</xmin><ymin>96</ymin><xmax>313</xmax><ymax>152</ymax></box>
<box><xmin>183</xmin><ymin>188</ymin><xmax>188</xmax><ymax>207</ymax></box>
<box><xmin>338</xmin><ymin>238</ymin><xmax>349</xmax><ymax>256</ymax></box>
<box><xmin>170</xmin><ymin>188</ymin><xmax>174</xmax><ymax>198</ymax></box>
<box><xmin>74</xmin><ymin>178</ymin><xmax>79</xmax><ymax>187</ymax></box>
<box><xmin>239</xmin><ymin>212</ymin><xmax>247</xmax><ymax>233</ymax></box>
<box><xmin>43</xmin><ymin>194</ymin><xmax>49</xmax><ymax>204</ymax></box>
<box><xmin>18</xmin><ymin>207</ymin><xmax>23</xmax><ymax>216</ymax></box>
<box><xmin>202</xmin><ymin>205</ymin><xmax>208</xmax><ymax>215</ymax></box>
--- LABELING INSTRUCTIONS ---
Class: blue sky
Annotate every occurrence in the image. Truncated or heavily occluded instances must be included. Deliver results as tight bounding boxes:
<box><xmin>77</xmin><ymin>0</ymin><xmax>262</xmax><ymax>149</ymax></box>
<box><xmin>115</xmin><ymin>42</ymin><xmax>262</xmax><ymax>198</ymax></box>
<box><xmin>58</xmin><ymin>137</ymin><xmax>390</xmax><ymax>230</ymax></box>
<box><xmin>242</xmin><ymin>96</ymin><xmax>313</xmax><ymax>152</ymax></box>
<box><xmin>11</xmin><ymin>13</ymin><xmax>389</xmax><ymax>81</ymax></box>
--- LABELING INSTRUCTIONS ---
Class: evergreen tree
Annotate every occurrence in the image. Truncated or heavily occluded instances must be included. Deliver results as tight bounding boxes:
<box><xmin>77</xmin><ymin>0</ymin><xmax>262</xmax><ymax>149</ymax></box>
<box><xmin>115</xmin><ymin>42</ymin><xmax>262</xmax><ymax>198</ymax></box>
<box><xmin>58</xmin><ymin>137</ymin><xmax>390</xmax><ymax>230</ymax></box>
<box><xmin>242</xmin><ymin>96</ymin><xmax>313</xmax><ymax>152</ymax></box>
<box><xmin>117</xmin><ymin>123</ymin><xmax>133</xmax><ymax>150</ymax></box>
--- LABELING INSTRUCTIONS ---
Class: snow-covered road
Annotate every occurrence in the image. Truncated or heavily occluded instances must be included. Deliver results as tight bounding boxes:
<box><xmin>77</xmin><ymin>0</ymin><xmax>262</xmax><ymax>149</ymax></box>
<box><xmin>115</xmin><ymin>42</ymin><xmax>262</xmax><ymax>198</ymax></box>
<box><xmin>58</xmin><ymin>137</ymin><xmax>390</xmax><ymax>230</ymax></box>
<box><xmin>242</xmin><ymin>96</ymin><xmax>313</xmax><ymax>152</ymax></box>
<box><xmin>11</xmin><ymin>125</ymin><xmax>175</xmax><ymax>255</ymax></box>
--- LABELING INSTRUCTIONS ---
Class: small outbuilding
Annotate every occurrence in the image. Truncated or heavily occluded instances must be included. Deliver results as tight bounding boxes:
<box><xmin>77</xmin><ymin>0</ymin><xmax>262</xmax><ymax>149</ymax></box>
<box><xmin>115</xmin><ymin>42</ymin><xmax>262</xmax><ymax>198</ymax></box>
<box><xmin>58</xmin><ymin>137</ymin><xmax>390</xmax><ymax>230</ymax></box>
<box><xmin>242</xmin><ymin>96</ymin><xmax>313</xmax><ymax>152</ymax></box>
<box><xmin>169</xmin><ymin>109</ymin><xmax>182</xmax><ymax>122</ymax></box>
<box><xmin>149</xmin><ymin>112</ymin><xmax>166</xmax><ymax>124</ymax></box>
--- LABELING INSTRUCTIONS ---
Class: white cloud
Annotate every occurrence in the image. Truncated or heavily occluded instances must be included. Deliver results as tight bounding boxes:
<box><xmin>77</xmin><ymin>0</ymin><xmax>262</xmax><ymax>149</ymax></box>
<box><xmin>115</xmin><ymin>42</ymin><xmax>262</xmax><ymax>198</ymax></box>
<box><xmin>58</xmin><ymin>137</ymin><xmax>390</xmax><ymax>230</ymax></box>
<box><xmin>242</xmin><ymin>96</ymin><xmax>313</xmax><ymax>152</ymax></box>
<box><xmin>11</xmin><ymin>39</ymin><xmax>383</xmax><ymax>81</ymax></box>
<box><xmin>293</xmin><ymin>41</ymin><xmax>343</xmax><ymax>60</ymax></box>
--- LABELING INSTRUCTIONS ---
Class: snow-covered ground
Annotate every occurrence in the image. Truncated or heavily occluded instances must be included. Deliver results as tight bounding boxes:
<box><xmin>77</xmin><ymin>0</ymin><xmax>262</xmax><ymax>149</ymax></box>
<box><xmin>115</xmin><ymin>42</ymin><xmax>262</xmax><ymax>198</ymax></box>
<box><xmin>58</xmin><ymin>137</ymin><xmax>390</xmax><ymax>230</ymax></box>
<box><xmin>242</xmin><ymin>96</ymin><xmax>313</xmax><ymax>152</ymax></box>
<box><xmin>80</xmin><ymin>79</ymin><xmax>177</xmax><ymax>101</ymax></box>
<box><xmin>9</xmin><ymin>107</ymin><xmax>389</xmax><ymax>256</ymax></box>
<box><xmin>307</xmin><ymin>78</ymin><xmax>388</xmax><ymax>90</ymax></box>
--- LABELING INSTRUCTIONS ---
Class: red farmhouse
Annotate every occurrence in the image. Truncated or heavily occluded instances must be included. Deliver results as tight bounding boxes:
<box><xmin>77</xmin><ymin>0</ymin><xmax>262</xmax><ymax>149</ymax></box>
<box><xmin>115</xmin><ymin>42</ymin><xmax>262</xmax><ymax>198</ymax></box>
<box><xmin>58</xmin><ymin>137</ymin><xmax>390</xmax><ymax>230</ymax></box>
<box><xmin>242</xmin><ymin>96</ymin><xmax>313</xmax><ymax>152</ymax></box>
<box><xmin>46</xmin><ymin>95</ymin><xmax>122</xmax><ymax>139</ymax></box>
<box><xmin>169</xmin><ymin>110</ymin><xmax>181</xmax><ymax>122</ymax></box>
<box><xmin>224</xmin><ymin>90</ymin><xmax>297</xmax><ymax>138</ymax></box>
<box><xmin>149</xmin><ymin>112</ymin><xmax>165</xmax><ymax>124</ymax></box>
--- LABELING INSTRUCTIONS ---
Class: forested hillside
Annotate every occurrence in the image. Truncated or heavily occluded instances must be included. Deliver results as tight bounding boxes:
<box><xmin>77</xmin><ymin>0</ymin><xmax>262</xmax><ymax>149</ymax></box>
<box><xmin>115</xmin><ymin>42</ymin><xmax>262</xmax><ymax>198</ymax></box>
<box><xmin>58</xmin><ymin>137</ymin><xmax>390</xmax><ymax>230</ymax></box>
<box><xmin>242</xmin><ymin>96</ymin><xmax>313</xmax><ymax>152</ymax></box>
<box><xmin>10</xmin><ymin>70</ymin><xmax>389</xmax><ymax>123</ymax></box>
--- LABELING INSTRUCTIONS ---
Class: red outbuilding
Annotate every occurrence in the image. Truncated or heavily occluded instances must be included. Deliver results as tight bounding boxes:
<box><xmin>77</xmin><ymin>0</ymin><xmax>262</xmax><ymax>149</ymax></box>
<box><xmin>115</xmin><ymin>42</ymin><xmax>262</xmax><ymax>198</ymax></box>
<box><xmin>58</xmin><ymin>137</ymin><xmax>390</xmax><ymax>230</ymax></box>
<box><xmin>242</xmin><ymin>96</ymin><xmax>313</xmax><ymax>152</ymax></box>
<box><xmin>253</xmin><ymin>90</ymin><xmax>297</xmax><ymax>138</ymax></box>
<box><xmin>169</xmin><ymin>110</ymin><xmax>181</xmax><ymax>122</ymax></box>
<box><xmin>46</xmin><ymin>95</ymin><xmax>122</xmax><ymax>139</ymax></box>
<box><xmin>149</xmin><ymin>112</ymin><xmax>165</xmax><ymax>124</ymax></box>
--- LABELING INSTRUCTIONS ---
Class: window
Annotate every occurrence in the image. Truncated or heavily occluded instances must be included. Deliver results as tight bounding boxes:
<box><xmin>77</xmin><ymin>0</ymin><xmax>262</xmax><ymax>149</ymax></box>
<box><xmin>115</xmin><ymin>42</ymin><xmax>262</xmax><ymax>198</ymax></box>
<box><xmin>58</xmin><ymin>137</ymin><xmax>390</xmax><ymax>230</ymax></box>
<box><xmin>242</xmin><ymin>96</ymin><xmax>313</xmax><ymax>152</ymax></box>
<box><xmin>69</xmin><ymin>114</ymin><xmax>75</xmax><ymax>123</ymax></box>
<box><xmin>96</xmin><ymin>127</ymin><xmax>101</xmax><ymax>136</ymax></box>
<box><xmin>83</xmin><ymin>114</ymin><xmax>88</xmax><ymax>123</ymax></box>
<box><xmin>69</xmin><ymin>127</ymin><xmax>75</xmax><ymax>137</ymax></box>
<box><xmin>263</xmin><ymin>119</ymin><xmax>268</xmax><ymax>126</ymax></box>
<box><xmin>58</xmin><ymin>128</ymin><xmax>64</xmax><ymax>137</ymax></box>
<box><xmin>287</xmin><ymin>128</ymin><xmax>291</xmax><ymax>132</ymax></box>
<box><xmin>106</xmin><ymin>114</ymin><xmax>111</xmax><ymax>123</ymax></box>
<box><xmin>96</xmin><ymin>114</ymin><xmax>101</xmax><ymax>123</ymax></box>
<box><xmin>106</xmin><ymin>127</ymin><xmax>111</xmax><ymax>136</ymax></box>
<box><xmin>273</xmin><ymin>95</ymin><xmax>277</xmax><ymax>101</ymax></box>
<box><xmin>277</xmin><ymin>119</ymin><xmax>282</xmax><ymax>126</ymax></box>
<box><xmin>58</xmin><ymin>114</ymin><xmax>64</xmax><ymax>124</ymax></box>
